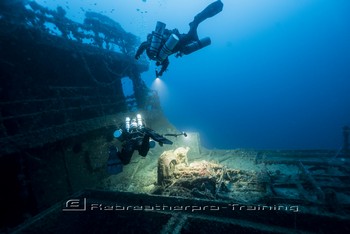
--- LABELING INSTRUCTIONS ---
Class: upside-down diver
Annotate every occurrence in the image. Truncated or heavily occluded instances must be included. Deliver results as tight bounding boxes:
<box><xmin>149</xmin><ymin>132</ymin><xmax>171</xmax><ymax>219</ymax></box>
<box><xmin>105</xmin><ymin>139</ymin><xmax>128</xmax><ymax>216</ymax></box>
<box><xmin>135</xmin><ymin>0</ymin><xmax>224</xmax><ymax>77</ymax></box>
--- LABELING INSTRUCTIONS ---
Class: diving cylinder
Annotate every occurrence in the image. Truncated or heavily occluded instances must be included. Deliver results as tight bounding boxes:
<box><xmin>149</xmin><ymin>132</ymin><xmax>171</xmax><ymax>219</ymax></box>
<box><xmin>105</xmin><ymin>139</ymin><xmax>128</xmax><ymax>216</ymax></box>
<box><xmin>149</xmin><ymin>21</ymin><xmax>166</xmax><ymax>59</ymax></box>
<box><xmin>125</xmin><ymin>117</ymin><xmax>131</xmax><ymax>132</ymax></box>
<box><xmin>158</xmin><ymin>33</ymin><xmax>179</xmax><ymax>62</ymax></box>
<box><xmin>136</xmin><ymin>114</ymin><xmax>143</xmax><ymax>129</ymax></box>
<box><xmin>182</xmin><ymin>37</ymin><xmax>211</xmax><ymax>55</ymax></box>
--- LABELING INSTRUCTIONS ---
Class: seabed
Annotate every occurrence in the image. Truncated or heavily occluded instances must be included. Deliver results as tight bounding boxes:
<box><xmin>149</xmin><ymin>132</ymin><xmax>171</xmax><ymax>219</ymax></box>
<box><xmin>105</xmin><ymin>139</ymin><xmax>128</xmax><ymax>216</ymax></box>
<box><xmin>13</xmin><ymin>132</ymin><xmax>350</xmax><ymax>233</ymax></box>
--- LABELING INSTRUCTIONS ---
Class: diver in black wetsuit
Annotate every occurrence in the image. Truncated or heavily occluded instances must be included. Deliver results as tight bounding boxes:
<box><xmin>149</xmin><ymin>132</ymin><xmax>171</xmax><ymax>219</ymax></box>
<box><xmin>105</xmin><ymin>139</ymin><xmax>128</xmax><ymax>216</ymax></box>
<box><xmin>107</xmin><ymin>114</ymin><xmax>173</xmax><ymax>174</ymax></box>
<box><xmin>135</xmin><ymin>0</ymin><xmax>224</xmax><ymax>77</ymax></box>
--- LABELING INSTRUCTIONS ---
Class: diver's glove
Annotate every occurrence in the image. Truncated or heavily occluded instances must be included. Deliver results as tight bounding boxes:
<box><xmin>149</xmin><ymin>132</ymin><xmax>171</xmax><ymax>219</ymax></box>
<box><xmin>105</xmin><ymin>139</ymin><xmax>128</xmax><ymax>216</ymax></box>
<box><xmin>155</xmin><ymin>70</ymin><xmax>161</xmax><ymax>77</ymax></box>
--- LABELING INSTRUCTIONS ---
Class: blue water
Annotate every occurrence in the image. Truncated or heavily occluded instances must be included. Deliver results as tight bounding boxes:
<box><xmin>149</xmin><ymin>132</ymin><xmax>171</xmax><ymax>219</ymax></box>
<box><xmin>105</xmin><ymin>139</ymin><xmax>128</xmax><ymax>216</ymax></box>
<box><xmin>37</xmin><ymin>0</ymin><xmax>350</xmax><ymax>150</ymax></box>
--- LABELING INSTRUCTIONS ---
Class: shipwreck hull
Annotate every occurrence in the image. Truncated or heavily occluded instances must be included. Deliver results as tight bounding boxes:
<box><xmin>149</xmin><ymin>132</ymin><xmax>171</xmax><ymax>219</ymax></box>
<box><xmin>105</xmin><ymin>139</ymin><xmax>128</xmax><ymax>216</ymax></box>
<box><xmin>0</xmin><ymin>1</ymin><xmax>151</xmax><ymax>156</ymax></box>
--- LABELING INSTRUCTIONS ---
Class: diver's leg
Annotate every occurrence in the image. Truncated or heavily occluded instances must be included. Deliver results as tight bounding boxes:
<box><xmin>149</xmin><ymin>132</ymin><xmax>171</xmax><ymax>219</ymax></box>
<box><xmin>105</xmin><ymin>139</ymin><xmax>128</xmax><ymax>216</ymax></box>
<box><xmin>107</xmin><ymin>146</ymin><xmax>123</xmax><ymax>174</ymax></box>
<box><xmin>138</xmin><ymin>135</ymin><xmax>150</xmax><ymax>157</ymax></box>
<box><xmin>189</xmin><ymin>0</ymin><xmax>224</xmax><ymax>34</ymax></box>
<box><xmin>120</xmin><ymin>143</ymin><xmax>134</xmax><ymax>165</ymax></box>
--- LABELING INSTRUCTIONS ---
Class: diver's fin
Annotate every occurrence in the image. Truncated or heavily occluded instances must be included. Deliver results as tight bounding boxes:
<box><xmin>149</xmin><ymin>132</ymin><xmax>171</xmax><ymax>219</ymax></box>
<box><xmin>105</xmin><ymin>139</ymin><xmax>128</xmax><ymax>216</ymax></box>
<box><xmin>191</xmin><ymin>0</ymin><xmax>224</xmax><ymax>26</ymax></box>
<box><xmin>107</xmin><ymin>146</ymin><xmax>123</xmax><ymax>174</ymax></box>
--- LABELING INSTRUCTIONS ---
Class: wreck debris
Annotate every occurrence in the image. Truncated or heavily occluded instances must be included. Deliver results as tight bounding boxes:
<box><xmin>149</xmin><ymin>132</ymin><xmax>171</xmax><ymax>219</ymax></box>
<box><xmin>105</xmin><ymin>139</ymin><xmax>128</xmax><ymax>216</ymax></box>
<box><xmin>157</xmin><ymin>147</ymin><xmax>190</xmax><ymax>185</ymax></box>
<box><xmin>156</xmin><ymin>147</ymin><xmax>270</xmax><ymax>202</ymax></box>
<box><xmin>154</xmin><ymin>147</ymin><xmax>350</xmax><ymax>211</ymax></box>
<box><xmin>298</xmin><ymin>161</ymin><xmax>325</xmax><ymax>201</ymax></box>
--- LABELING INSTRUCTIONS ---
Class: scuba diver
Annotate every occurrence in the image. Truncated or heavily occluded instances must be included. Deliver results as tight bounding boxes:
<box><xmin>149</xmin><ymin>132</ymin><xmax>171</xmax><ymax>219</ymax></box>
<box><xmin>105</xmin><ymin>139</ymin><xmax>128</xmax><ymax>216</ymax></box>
<box><xmin>135</xmin><ymin>0</ymin><xmax>224</xmax><ymax>77</ymax></box>
<box><xmin>107</xmin><ymin>114</ymin><xmax>174</xmax><ymax>174</ymax></box>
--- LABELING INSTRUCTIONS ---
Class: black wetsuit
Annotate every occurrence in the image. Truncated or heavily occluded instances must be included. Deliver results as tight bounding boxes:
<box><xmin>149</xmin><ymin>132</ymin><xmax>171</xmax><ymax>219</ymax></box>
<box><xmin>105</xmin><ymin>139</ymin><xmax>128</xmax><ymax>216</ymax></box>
<box><xmin>135</xmin><ymin>0</ymin><xmax>224</xmax><ymax>77</ymax></box>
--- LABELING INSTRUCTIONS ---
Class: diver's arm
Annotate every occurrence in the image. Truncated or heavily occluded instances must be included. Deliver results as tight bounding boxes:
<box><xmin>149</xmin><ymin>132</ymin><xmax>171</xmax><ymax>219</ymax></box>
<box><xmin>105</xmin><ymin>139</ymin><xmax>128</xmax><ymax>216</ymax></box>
<box><xmin>135</xmin><ymin>41</ymin><xmax>149</xmax><ymax>60</ymax></box>
<box><xmin>141</xmin><ymin>127</ymin><xmax>173</xmax><ymax>145</ymax></box>
<box><xmin>156</xmin><ymin>58</ymin><xmax>169</xmax><ymax>77</ymax></box>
